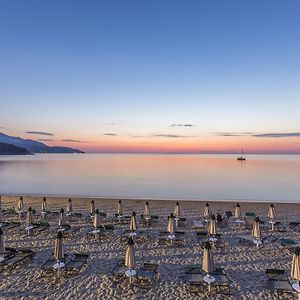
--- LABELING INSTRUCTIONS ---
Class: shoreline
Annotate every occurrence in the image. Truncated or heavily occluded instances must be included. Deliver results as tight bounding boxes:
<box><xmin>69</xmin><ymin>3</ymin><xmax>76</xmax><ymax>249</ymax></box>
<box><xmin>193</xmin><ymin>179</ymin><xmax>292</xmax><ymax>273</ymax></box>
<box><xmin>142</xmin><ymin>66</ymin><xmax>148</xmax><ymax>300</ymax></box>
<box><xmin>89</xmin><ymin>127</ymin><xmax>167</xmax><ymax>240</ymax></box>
<box><xmin>2</xmin><ymin>193</ymin><xmax>300</xmax><ymax>204</ymax></box>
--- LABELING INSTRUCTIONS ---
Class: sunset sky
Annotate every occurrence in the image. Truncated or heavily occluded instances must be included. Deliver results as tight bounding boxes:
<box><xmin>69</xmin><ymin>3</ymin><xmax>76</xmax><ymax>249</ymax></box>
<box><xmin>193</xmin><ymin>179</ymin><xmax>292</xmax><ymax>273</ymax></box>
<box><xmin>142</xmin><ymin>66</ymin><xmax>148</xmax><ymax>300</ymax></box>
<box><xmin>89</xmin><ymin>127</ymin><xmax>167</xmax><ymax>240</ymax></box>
<box><xmin>1</xmin><ymin>1</ymin><xmax>300</xmax><ymax>153</ymax></box>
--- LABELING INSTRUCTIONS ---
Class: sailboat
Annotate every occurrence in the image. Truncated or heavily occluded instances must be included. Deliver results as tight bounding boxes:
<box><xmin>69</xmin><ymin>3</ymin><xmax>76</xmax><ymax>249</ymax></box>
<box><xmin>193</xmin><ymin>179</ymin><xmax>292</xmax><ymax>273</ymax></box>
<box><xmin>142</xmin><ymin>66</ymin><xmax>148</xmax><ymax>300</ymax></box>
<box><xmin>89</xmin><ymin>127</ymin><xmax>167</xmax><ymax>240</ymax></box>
<box><xmin>237</xmin><ymin>147</ymin><xmax>246</xmax><ymax>161</ymax></box>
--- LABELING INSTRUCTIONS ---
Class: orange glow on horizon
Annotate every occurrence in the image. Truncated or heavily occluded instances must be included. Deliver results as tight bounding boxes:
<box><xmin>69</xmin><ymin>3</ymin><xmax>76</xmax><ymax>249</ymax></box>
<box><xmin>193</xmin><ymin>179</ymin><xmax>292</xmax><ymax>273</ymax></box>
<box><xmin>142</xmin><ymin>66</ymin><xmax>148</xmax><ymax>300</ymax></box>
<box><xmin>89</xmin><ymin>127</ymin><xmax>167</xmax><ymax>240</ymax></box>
<box><xmin>43</xmin><ymin>135</ymin><xmax>300</xmax><ymax>154</ymax></box>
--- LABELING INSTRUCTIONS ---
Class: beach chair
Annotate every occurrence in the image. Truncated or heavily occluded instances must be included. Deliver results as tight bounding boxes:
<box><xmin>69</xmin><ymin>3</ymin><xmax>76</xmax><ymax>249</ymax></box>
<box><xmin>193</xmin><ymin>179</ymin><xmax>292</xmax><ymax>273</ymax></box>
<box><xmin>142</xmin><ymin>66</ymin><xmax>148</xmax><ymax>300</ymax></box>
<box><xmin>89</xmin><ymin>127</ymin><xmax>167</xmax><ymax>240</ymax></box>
<box><xmin>23</xmin><ymin>221</ymin><xmax>50</xmax><ymax>235</ymax></box>
<box><xmin>245</xmin><ymin>212</ymin><xmax>256</xmax><ymax>218</ymax></box>
<box><xmin>289</xmin><ymin>222</ymin><xmax>300</xmax><ymax>232</ymax></box>
<box><xmin>0</xmin><ymin>249</ymin><xmax>35</xmax><ymax>272</ymax></box>
<box><xmin>196</xmin><ymin>231</ymin><xmax>208</xmax><ymax>240</ymax></box>
<box><xmin>158</xmin><ymin>231</ymin><xmax>185</xmax><ymax>244</ymax></box>
<box><xmin>87</xmin><ymin>224</ymin><xmax>114</xmax><ymax>240</ymax></box>
<box><xmin>266</xmin><ymin>269</ymin><xmax>295</xmax><ymax>298</ymax></box>
<box><xmin>193</xmin><ymin>220</ymin><xmax>205</xmax><ymax>230</ymax></box>
<box><xmin>213</xmin><ymin>267</ymin><xmax>232</xmax><ymax>295</ymax></box>
<box><xmin>136</xmin><ymin>262</ymin><xmax>159</xmax><ymax>287</ymax></box>
<box><xmin>53</xmin><ymin>224</ymin><xmax>79</xmax><ymax>236</ymax></box>
<box><xmin>140</xmin><ymin>214</ymin><xmax>159</xmax><ymax>227</ymax></box>
<box><xmin>0</xmin><ymin>221</ymin><xmax>21</xmax><ymax>230</ymax></box>
<box><xmin>184</xmin><ymin>264</ymin><xmax>207</xmax><ymax>292</ymax></box>
<box><xmin>65</xmin><ymin>253</ymin><xmax>89</xmax><ymax>275</ymax></box>
<box><xmin>121</xmin><ymin>229</ymin><xmax>149</xmax><ymax>242</ymax></box>
<box><xmin>225</xmin><ymin>211</ymin><xmax>233</xmax><ymax>218</ymax></box>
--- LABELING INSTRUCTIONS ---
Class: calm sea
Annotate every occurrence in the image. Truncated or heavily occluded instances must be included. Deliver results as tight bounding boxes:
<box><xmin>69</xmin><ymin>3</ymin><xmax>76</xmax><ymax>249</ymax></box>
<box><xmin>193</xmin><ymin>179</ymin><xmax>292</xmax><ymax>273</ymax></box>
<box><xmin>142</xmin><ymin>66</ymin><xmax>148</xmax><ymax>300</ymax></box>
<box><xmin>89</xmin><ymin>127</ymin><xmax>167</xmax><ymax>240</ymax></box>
<box><xmin>0</xmin><ymin>154</ymin><xmax>299</xmax><ymax>202</ymax></box>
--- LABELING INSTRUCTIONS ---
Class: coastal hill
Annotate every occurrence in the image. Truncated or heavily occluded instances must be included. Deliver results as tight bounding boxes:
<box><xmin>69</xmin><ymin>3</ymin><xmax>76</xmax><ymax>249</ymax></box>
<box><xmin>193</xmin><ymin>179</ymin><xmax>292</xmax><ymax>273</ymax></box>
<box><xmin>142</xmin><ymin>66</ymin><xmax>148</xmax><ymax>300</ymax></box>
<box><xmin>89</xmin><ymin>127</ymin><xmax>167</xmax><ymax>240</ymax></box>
<box><xmin>0</xmin><ymin>132</ymin><xmax>84</xmax><ymax>154</ymax></box>
<box><xmin>0</xmin><ymin>142</ymin><xmax>31</xmax><ymax>155</ymax></box>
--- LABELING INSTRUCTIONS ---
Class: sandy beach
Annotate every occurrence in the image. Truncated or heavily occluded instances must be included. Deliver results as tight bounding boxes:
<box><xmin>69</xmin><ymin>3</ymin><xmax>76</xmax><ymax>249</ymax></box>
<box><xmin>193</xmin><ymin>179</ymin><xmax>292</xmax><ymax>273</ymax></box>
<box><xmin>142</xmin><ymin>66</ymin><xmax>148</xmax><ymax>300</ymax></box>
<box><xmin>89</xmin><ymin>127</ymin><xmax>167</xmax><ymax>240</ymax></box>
<box><xmin>1</xmin><ymin>195</ymin><xmax>300</xmax><ymax>300</ymax></box>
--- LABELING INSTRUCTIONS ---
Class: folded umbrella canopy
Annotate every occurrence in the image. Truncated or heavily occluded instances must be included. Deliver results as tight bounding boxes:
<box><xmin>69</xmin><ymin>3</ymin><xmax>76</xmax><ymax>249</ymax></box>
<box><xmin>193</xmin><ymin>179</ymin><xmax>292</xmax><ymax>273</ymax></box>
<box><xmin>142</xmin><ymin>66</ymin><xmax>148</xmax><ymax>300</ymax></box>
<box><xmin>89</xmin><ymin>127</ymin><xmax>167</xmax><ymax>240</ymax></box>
<box><xmin>130</xmin><ymin>211</ymin><xmax>137</xmax><ymax>232</ymax></box>
<box><xmin>167</xmin><ymin>213</ymin><xmax>176</xmax><ymax>239</ymax></box>
<box><xmin>268</xmin><ymin>204</ymin><xmax>276</xmax><ymax>231</ymax></box>
<box><xmin>93</xmin><ymin>209</ymin><xmax>101</xmax><ymax>229</ymax></box>
<box><xmin>117</xmin><ymin>200</ymin><xmax>123</xmax><ymax>216</ymax></box>
<box><xmin>66</xmin><ymin>198</ymin><xmax>73</xmax><ymax>213</ymax></box>
<box><xmin>291</xmin><ymin>247</ymin><xmax>300</xmax><ymax>292</ymax></box>
<box><xmin>125</xmin><ymin>236</ymin><xmax>136</xmax><ymax>277</ymax></box>
<box><xmin>204</xmin><ymin>202</ymin><xmax>210</xmax><ymax>219</ymax></box>
<box><xmin>174</xmin><ymin>202</ymin><xmax>180</xmax><ymax>219</ymax></box>
<box><xmin>268</xmin><ymin>204</ymin><xmax>276</xmax><ymax>220</ymax></box>
<box><xmin>26</xmin><ymin>207</ymin><xmax>33</xmax><ymax>229</ymax></box>
<box><xmin>17</xmin><ymin>196</ymin><xmax>24</xmax><ymax>213</ymax></box>
<box><xmin>0</xmin><ymin>228</ymin><xmax>5</xmax><ymax>261</ymax></box>
<box><xmin>42</xmin><ymin>197</ymin><xmax>47</xmax><ymax>211</ymax></box>
<box><xmin>202</xmin><ymin>241</ymin><xmax>215</xmax><ymax>291</ymax></box>
<box><xmin>252</xmin><ymin>217</ymin><xmax>262</xmax><ymax>248</ymax></box>
<box><xmin>90</xmin><ymin>200</ymin><xmax>95</xmax><ymax>215</ymax></box>
<box><xmin>58</xmin><ymin>208</ymin><xmax>66</xmax><ymax>227</ymax></box>
<box><xmin>235</xmin><ymin>203</ymin><xmax>241</xmax><ymax>219</ymax></box>
<box><xmin>53</xmin><ymin>231</ymin><xmax>65</xmax><ymax>269</ymax></box>
<box><xmin>144</xmin><ymin>201</ymin><xmax>150</xmax><ymax>219</ymax></box>
<box><xmin>208</xmin><ymin>215</ymin><xmax>217</xmax><ymax>239</ymax></box>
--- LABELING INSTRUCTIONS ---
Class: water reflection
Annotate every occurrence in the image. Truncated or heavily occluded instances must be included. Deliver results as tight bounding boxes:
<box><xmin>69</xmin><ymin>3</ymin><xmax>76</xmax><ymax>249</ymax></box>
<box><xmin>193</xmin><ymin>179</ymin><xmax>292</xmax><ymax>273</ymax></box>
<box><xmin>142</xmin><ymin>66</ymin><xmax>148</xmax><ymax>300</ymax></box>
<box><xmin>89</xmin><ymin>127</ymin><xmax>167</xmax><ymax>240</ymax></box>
<box><xmin>0</xmin><ymin>154</ymin><xmax>299</xmax><ymax>201</ymax></box>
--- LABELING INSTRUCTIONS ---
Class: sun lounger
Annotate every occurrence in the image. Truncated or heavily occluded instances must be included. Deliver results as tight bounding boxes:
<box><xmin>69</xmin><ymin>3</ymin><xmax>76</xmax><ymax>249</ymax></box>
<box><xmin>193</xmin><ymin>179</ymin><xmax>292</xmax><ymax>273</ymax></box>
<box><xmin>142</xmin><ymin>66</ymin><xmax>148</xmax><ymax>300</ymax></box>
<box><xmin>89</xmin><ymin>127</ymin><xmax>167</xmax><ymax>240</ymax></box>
<box><xmin>53</xmin><ymin>225</ymin><xmax>79</xmax><ymax>235</ymax></box>
<box><xmin>289</xmin><ymin>222</ymin><xmax>300</xmax><ymax>232</ymax></box>
<box><xmin>213</xmin><ymin>267</ymin><xmax>232</xmax><ymax>295</ymax></box>
<box><xmin>65</xmin><ymin>253</ymin><xmax>89</xmax><ymax>274</ymax></box>
<box><xmin>87</xmin><ymin>224</ymin><xmax>114</xmax><ymax>239</ymax></box>
<box><xmin>225</xmin><ymin>211</ymin><xmax>233</xmax><ymax>218</ymax></box>
<box><xmin>2</xmin><ymin>208</ymin><xmax>18</xmax><ymax>216</ymax></box>
<box><xmin>158</xmin><ymin>231</ymin><xmax>185</xmax><ymax>244</ymax></box>
<box><xmin>0</xmin><ymin>249</ymin><xmax>35</xmax><ymax>272</ymax></box>
<box><xmin>136</xmin><ymin>263</ymin><xmax>159</xmax><ymax>287</ymax></box>
<box><xmin>110</xmin><ymin>259</ymin><xmax>128</xmax><ymax>280</ymax></box>
<box><xmin>140</xmin><ymin>215</ymin><xmax>159</xmax><ymax>226</ymax></box>
<box><xmin>193</xmin><ymin>221</ymin><xmax>205</xmax><ymax>229</ymax></box>
<box><xmin>121</xmin><ymin>229</ymin><xmax>149</xmax><ymax>242</ymax></box>
<box><xmin>266</xmin><ymin>269</ymin><xmax>295</xmax><ymax>297</ymax></box>
<box><xmin>196</xmin><ymin>231</ymin><xmax>208</xmax><ymax>239</ymax></box>
<box><xmin>245</xmin><ymin>212</ymin><xmax>256</xmax><ymax>218</ymax></box>
<box><xmin>184</xmin><ymin>265</ymin><xmax>205</xmax><ymax>285</ymax></box>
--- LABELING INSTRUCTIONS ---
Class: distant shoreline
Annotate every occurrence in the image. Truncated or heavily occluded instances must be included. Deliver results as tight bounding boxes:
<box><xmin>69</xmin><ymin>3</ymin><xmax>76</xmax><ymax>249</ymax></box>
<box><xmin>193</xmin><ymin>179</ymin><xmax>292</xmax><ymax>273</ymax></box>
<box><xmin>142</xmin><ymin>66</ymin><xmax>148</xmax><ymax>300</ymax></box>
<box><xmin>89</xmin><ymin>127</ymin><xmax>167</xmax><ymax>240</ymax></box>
<box><xmin>2</xmin><ymin>193</ymin><xmax>300</xmax><ymax>204</ymax></box>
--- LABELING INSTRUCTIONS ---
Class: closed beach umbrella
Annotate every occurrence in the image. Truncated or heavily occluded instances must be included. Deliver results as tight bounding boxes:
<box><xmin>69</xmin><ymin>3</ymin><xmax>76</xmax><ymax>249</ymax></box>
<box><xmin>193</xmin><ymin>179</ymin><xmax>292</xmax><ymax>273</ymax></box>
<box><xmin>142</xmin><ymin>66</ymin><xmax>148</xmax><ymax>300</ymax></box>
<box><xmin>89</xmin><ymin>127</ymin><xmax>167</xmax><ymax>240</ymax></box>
<box><xmin>90</xmin><ymin>200</ymin><xmax>95</xmax><ymax>215</ymax></box>
<box><xmin>117</xmin><ymin>200</ymin><xmax>123</xmax><ymax>215</ymax></box>
<box><xmin>167</xmin><ymin>213</ymin><xmax>175</xmax><ymax>235</ymax></box>
<box><xmin>17</xmin><ymin>196</ymin><xmax>24</xmax><ymax>212</ymax></box>
<box><xmin>174</xmin><ymin>202</ymin><xmax>180</xmax><ymax>218</ymax></box>
<box><xmin>93</xmin><ymin>209</ymin><xmax>101</xmax><ymax>228</ymax></box>
<box><xmin>202</xmin><ymin>241</ymin><xmax>214</xmax><ymax>274</ymax></box>
<box><xmin>125</xmin><ymin>237</ymin><xmax>135</xmax><ymax>270</ymax></box>
<box><xmin>130</xmin><ymin>211</ymin><xmax>137</xmax><ymax>231</ymax></box>
<box><xmin>58</xmin><ymin>208</ymin><xmax>66</xmax><ymax>226</ymax></box>
<box><xmin>235</xmin><ymin>203</ymin><xmax>241</xmax><ymax>218</ymax></box>
<box><xmin>42</xmin><ymin>197</ymin><xmax>47</xmax><ymax>211</ymax></box>
<box><xmin>268</xmin><ymin>204</ymin><xmax>276</xmax><ymax>220</ymax></box>
<box><xmin>125</xmin><ymin>237</ymin><xmax>136</xmax><ymax>278</ymax></box>
<box><xmin>54</xmin><ymin>231</ymin><xmax>64</xmax><ymax>262</ymax></box>
<box><xmin>67</xmin><ymin>198</ymin><xmax>73</xmax><ymax>212</ymax></box>
<box><xmin>0</xmin><ymin>228</ymin><xmax>5</xmax><ymax>258</ymax></box>
<box><xmin>291</xmin><ymin>247</ymin><xmax>300</xmax><ymax>285</ymax></box>
<box><xmin>0</xmin><ymin>196</ymin><xmax>2</xmax><ymax>209</ymax></box>
<box><xmin>144</xmin><ymin>202</ymin><xmax>150</xmax><ymax>218</ymax></box>
<box><xmin>0</xmin><ymin>208</ymin><xmax>2</xmax><ymax>223</ymax></box>
<box><xmin>252</xmin><ymin>217</ymin><xmax>261</xmax><ymax>240</ymax></box>
<box><xmin>26</xmin><ymin>207</ymin><xmax>33</xmax><ymax>226</ymax></box>
<box><xmin>208</xmin><ymin>215</ymin><xmax>217</xmax><ymax>236</ymax></box>
<box><xmin>204</xmin><ymin>202</ymin><xmax>210</xmax><ymax>218</ymax></box>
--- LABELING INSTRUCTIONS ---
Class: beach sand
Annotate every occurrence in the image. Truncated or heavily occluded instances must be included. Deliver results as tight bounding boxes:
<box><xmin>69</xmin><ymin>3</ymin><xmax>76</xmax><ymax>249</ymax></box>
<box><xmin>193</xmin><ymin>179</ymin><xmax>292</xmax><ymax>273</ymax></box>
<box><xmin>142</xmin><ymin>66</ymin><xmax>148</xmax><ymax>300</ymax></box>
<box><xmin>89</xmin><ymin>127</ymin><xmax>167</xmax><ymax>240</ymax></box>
<box><xmin>1</xmin><ymin>195</ymin><xmax>300</xmax><ymax>300</ymax></box>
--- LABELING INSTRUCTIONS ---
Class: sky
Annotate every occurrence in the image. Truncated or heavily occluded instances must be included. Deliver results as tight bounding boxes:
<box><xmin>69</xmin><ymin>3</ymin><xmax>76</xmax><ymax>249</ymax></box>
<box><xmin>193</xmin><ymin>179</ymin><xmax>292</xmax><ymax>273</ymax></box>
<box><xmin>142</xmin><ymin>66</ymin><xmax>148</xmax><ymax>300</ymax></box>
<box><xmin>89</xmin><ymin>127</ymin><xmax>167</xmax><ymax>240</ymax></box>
<box><xmin>0</xmin><ymin>0</ymin><xmax>300</xmax><ymax>153</ymax></box>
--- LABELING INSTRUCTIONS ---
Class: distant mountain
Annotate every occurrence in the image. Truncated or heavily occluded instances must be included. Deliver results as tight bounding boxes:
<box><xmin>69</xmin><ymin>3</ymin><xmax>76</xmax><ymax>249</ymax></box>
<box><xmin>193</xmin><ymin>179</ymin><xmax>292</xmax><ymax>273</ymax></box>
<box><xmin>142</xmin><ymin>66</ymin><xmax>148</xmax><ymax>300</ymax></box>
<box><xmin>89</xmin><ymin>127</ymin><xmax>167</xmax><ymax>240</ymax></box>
<box><xmin>0</xmin><ymin>132</ymin><xmax>84</xmax><ymax>154</ymax></box>
<box><xmin>0</xmin><ymin>142</ymin><xmax>31</xmax><ymax>155</ymax></box>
